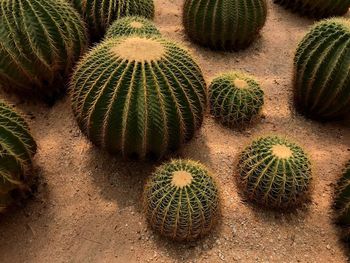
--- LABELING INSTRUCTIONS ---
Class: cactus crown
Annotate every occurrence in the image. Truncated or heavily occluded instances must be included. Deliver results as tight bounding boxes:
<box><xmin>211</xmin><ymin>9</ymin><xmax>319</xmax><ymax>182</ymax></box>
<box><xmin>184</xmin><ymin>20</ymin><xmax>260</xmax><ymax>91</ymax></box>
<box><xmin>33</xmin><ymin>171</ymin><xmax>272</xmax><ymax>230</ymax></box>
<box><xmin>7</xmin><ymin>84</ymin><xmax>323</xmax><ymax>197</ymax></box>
<box><xmin>71</xmin><ymin>35</ymin><xmax>207</xmax><ymax>160</ymax></box>
<box><xmin>334</xmin><ymin>162</ymin><xmax>350</xmax><ymax>226</ymax></box>
<box><xmin>143</xmin><ymin>159</ymin><xmax>220</xmax><ymax>241</ymax></box>
<box><xmin>0</xmin><ymin>0</ymin><xmax>88</xmax><ymax>97</ymax></box>
<box><xmin>294</xmin><ymin>18</ymin><xmax>350</xmax><ymax>120</ymax></box>
<box><xmin>237</xmin><ymin>136</ymin><xmax>312</xmax><ymax>209</ymax></box>
<box><xmin>0</xmin><ymin>100</ymin><xmax>37</xmax><ymax>212</ymax></box>
<box><xmin>209</xmin><ymin>71</ymin><xmax>264</xmax><ymax>128</ymax></box>
<box><xmin>105</xmin><ymin>16</ymin><xmax>161</xmax><ymax>39</ymax></box>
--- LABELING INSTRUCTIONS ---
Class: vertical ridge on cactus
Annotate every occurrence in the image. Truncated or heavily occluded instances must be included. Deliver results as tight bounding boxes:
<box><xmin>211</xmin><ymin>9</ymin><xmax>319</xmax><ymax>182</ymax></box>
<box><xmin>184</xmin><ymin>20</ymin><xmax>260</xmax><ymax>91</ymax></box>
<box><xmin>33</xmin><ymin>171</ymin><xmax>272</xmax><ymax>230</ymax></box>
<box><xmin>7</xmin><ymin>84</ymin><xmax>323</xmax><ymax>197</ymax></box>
<box><xmin>105</xmin><ymin>16</ymin><xmax>161</xmax><ymax>39</ymax></box>
<box><xmin>273</xmin><ymin>0</ymin><xmax>350</xmax><ymax>18</ymax></box>
<box><xmin>294</xmin><ymin>19</ymin><xmax>350</xmax><ymax>120</ymax></box>
<box><xmin>0</xmin><ymin>0</ymin><xmax>88</xmax><ymax>98</ymax></box>
<box><xmin>237</xmin><ymin>136</ymin><xmax>312</xmax><ymax>209</ymax></box>
<box><xmin>0</xmin><ymin>100</ymin><xmax>37</xmax><ymax>212</ymax></box>
<box><xmin>183</xmin><ymin>0</ymin><xmax>267</xmax><ymax>50</ymax></box>
<box><xmin>334</xmin><ymin>162</ymin><xmax>350</xmax><ymax>227</ymax></box>
<box><xmin>70</xmin><ymin>0</ymin><xmax>155</xmax><ymax>40</ymax></box>
<box><xmin>143</xmin><ymin>159</ymin><xmax>220</xmax><ymax>241</ymax></box>
<box><xmin>209</xmin><ymin>72</ymin><xmax>264</xmax><ymax>128</ymax></box>
<box><xmin>70</xmin><ymin>35</ymin><xmax>207</xmax><ymax>160</ymax></box>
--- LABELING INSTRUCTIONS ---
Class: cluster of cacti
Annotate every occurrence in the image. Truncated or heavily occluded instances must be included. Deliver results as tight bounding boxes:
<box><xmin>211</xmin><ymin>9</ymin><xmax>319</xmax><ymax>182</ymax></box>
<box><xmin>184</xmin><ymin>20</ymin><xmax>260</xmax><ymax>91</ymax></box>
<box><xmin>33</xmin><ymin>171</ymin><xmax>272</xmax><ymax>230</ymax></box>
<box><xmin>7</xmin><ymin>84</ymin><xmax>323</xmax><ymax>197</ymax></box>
<box><xmin>70</xmin><ymin>0</ymin><xmax>155</xmax><ymax>39</ymax></box>
<box><xmin>334</xmin><ymin>162</ymin><xmax>350</xmax><ymax>227</ymax></box>
<box><xmin>294</xmin><ymin>19</ymin><xmax>350</xmax><ymax>120</ymax></box>
<box><xmin>105</xmin><ymin>16</ymin><xmax>161</xmax><ymax>39</ymax></box>
<box><xmin>237</xmin><ymin>136</ymin><xmax>312</xmax><ymax>208</ymax></box>
<box><xmin>274</xmin><ymin>0</ymin><xmax>350</xmax><ymax>18</ymax></box>
<box><xmin>70</xmin><ymin>35</ymin><xmax>207</xmax><ymax>160</ymax></box>
<box><xmin>0</xmin><ymin>0</ymin><xmax>88</xmax><ymax>98</ymax></box>
<box><xmin>209</xmin><ymin>72</ymin><xmax>264</xmax><ymax>128</ymax></box>
<box><xmin>183</xmin><ymin>0</ymin><xmax>267</xmax><ymax>50</ymax></box>
<box><xmin>0</xmin><ymin>101</ymin><xmax>37</xmax><ymax>212</ymax></box>
<box><xmin>143</xmin><ymin>159</ymin><xmax>220</xmax><ymax>241</ymax></box>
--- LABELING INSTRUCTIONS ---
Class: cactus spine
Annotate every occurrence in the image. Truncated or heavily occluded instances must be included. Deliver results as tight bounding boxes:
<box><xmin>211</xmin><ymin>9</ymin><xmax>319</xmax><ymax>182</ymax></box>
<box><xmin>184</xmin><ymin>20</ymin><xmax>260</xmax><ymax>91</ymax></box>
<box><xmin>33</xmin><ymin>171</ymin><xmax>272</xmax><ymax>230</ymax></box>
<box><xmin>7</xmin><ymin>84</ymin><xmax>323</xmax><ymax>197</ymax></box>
<box><xmin>209</xmin><ymin>72</ymin><xmax>264</xmax><ymax>128</ymax></box>
<box><xmin>183</xmin><ymin>0</ymin><xmax>267</xmax><ymax>50</ymax></box>
<box><xmin>0</xmin><ymin>100</ymin><xmax>37</xmax><ymax>212</ymax></box>
<box><xmin>274</xmin><ymin>0</ymin><xmax>350</xmax><ymax>18</ymax></box>
<box><xmin>70</xmin><ymin>35</ymin><xmax>207</xmax><ymax>160</ymax></box>
<box><xmin>70</xmin><ymin>0</ymin><xmax>155</xmax><ymax>39</ymax></box>
<box><xmin>237</xmin><ymin>136</ymin><xmax>312</xmax><ymax>209</ymax></box>
<box><xmin>0</xmin><ymin>0</ymin><xmax>88</xmax><ymax>98</ymax></box>
<box><xmin>294</xmin><ymin>19</ymin><xmax>350</xmax><ymax>120</ymax></box>
<box><xmin>105</xmin><ymin>16</ymin><xmax>161</xmax><ymax>39</ymax></box>
<box><xmin>143</xmin><ymin>159</ymin><xmax>220</xmax><ymax>241</ymax></box>
<box><xmin>334</xmin><ymin>162</ymin><xmax>350</xmax><ymax>226</ymax></box>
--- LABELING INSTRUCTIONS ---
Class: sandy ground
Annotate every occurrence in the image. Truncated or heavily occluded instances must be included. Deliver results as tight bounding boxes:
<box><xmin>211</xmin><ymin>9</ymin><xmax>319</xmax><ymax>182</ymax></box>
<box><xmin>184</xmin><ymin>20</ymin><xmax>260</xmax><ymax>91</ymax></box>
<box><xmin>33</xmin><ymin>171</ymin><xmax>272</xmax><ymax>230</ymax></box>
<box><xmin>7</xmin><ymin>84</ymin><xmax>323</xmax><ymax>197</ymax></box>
<box><xmin>1</xmin><ymin>1</ymin><xmax>350</xmax><ymax>262</ymax></box>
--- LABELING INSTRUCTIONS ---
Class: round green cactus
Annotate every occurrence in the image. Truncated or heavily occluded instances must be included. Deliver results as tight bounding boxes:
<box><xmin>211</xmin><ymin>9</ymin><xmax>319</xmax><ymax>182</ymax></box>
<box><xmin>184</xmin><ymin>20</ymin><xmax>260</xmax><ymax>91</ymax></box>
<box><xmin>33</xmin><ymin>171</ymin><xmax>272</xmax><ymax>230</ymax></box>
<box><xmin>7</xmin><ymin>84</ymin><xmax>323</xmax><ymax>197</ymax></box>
<box><xmin>0</xmin><ymin>100</ymin><xmax>37</xmax><ymax>212</ymax></box>
<box><xmin>70</xmin><ymin>35</ymin><xmax>207</xmax><ymax>160</ymax></box>
<box><xmin>209</xmin><ymin>72</ymin><xmax>264</xmax><ymax>128</ymax></box>
<box><xmin>143</xmin><ymin>159</ymin><xmax>220</xmax><ymax>241</ymax></box>
<box><xmin>105</xmin><ymin>16</ymin><xmax>161</xmax><ymax>39</ymax></box>
<box><xmin>0</xmin><ymin>0</ymin><xmax>88</xmax><ymax>98</ymax></box>
<box><xmin>183</xmin><ymin>0</ymin><xmax>267</xmax><ymax>50</ymax></box>
<box><xmin>273</xmin><ymin>0</ymin><xmax>350</xmax><ymax>18</ymax></box>
<box><xmin>237</xmin><ymin>136</ymin><xmax>312</xmax><ymax>209</ymax></box>
<box><xmin>70</xmin><ymin>0</ymin><xmax>155</xmax><ymax>40</ymax></box>
<box><xmin>334</xmin><ymin>162</ymin><xmax>350</xmax><ymax>226</ymax></box>
<box><xmin>294</xmin><ymin>19</ymin><xmax>350</xmax><ymax>120</ymax></box>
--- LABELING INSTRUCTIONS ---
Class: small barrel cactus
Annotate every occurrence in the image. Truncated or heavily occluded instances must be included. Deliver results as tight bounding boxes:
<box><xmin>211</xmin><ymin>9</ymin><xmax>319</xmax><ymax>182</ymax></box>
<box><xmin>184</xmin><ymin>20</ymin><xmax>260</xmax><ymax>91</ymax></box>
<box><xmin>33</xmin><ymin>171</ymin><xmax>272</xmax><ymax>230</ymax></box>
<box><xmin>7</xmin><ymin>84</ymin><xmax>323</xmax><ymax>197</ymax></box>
<box><xmin>273</xmin><ymin>0</ymin><xmax>350</xmax><ymax>18</ymax></box>
<box><xmin>70</xmin><ymin>35</ymin><xmax>207</xmax><ymax>160</ymax></box>
<box><xmin>237</xmin><ymin>136</ymin><xmax>312</xmax><ymax>208</ymax></box>
<box><xmin>0</xmin><ymin>0</ymin><xmax>88</xmax><ymax>98</ymax></box>
<box><xmin>209</xmin><ymin>72</ymin><xmax>264</xmax><ymax>128</ymax></box>
<box><xmin>334</xmin><ymin>162</ymin><xmax>350</xmax><ymax>226</ymax></box>
<box><xmin>143</xmin><ymin>159</ymin><xmax>220</xmax><ymax>241</ymax></box>
<box><xmin>294</xmin><ymin>19</ymin><xmax>350</xmax><ymax>120</ymax></box>
<box><xmin>0</xmin><ymin>100</ymin><xmax>37</xmax><ymax>212</ymax></box>
<box><xmin>183</xmin><ymin>0</ymin><xmax>267</xmax><ymax>50</ymax></box>
<box><xmin>70</xmin><ymin>0</ymin><xmax>155</xmax><ymax>39</ymax></box>
<box><xmin>105</xmin><ymin>16</ymin><xmax>161</xmax><ymax>39</ymax></box>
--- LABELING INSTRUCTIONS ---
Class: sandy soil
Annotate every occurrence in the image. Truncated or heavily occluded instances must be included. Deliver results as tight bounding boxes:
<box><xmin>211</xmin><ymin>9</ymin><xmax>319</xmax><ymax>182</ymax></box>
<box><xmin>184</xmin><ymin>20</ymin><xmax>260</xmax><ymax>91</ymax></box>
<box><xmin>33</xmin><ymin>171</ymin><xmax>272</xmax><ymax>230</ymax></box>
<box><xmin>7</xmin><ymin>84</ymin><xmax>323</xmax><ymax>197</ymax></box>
<box><xmin>1</xmin><ymin>1</ymin><xmax>350</xmax><ymax>262</ymax></box>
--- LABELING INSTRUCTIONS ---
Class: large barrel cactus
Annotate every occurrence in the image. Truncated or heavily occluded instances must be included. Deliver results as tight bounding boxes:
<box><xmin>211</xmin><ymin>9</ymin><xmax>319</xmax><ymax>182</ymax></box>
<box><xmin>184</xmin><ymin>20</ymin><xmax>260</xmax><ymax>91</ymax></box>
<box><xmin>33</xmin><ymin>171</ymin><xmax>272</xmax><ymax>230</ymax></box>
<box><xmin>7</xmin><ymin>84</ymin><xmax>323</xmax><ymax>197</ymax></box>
<box><xmin>70</xmin><ymin>0</ymin><xmax>155</xmax><ymax>39</ymax></box>
<box><xmin>274</xmin><ymin>0</ymin><xmax>350</xmax><ymax>18</ymax></box>
<box><xmin>70</xmin><ymin>35</ymin><xmax>207</xmax><ymax>160</ymax></box>
<box><xmin>0</xmin><ymin>100</ymin><xmax>37</xmax><ymax>212</ymax></box>
<box><xmin>294</xmin><ymin>19</ymin><xmax>350</xmax><ymax>120</ymax></box>
<box><xmin>334</xmin><ymin>162</ymin><xmax>350</xmax><ymax>226</ymax></box>
<box><xmin>143</xmin><ymin>159</ymin><xmax>220</xmax><ymax>241</ymax></box>
<box><xmin>209</xmin><ymin>72</ymin><xmax>264</xmax><ymax>128</ymax></box>
<box><xmin>183</xmin><ymin>0</ymin><xmax>267</xmax><ymax>50</ymax></box>
<box><xmin>105</xmin><ymin>16</ymin><xmax>161</xmax><ymax>39</ymax></box>
<box><xmin>0</xmin><ymin>0</ymin><xmax>88</xmax><ymax>98</ymax></box>
<box><xmin>237</xmin><ymin>136</ymin><xmax>312</xmax><ymax>209</ymax></box>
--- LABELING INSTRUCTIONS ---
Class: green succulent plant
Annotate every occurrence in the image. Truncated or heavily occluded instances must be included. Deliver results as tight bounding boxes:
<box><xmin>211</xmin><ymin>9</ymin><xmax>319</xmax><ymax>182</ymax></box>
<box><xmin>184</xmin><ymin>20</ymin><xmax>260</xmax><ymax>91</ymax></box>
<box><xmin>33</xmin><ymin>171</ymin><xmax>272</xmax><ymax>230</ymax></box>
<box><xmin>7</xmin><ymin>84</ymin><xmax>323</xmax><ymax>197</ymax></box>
<box><xmin>294</xmin><ymin>19</ymin><xmax>350</xmax><ymax>120</ymax></box>
<box><xmin>105</xmin><ymin>16</ymin><xmax>161</xmax><ymax>39</ymax></box>
<box><xmin>237</xmin><ymin>136</ymin><xmax>312</xmax><ymax>209</ymax></box>
<box><xmin>0</xmin><ymin>0</ymin><xmax>88</xmax><ymax>98</ymax></box>
<box><xmin>334</xmin><ymin>162</ymin><xmax>350</xmax><ymax>226</ymax></box>
<box><xmin>70</xmin><ymin>35</ymin><xmax>207</xmax><ymax>160</ymax></box>
<box><xmin>183</xmin><ymin>0</ymin><xmax>267</xmax><ymax>50</ymax></box>
<box><xmin>143</xmin><ymin>159</ymin><xmax>220</xmax><ymax>241</ymax></box>
<box><xmin>0</xmin><ymin>100</ymin><xmax>37</xmax><ymax>212</ymax></box>
<box><xmin>273</xmin><ymin>0</ymin><xmax>350</xmax><ymax>18</ymax></box>
<box><xmin>70</xmin><ymin>0</ymin><xmax>155</xmax><ymax>39</ymax></box>
<box><xmin>209</xmin><ymin>72</ymin><xmax>264</xmax><ymax>128</ymax></box>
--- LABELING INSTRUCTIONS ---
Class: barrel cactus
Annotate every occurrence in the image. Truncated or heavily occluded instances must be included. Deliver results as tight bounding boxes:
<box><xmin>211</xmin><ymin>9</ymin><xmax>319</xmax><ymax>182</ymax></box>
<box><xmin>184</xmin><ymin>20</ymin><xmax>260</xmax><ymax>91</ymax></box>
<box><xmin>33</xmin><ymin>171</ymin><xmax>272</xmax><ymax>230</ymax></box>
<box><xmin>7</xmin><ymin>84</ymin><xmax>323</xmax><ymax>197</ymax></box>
<box><xmin>105</xmin><ymin>16</ymin><xmax>161</xmax><ymax>39</ymax></box>
<box><xmin>143</xmin><ymin>159</ymin><xmax>220</xmax><ymax>241</ymax></box>
<box><xmin>0</xmin><ymin>0</ymin><xmax>88</xmax><ymax>98</ymax></box>
<box><xmin>70</xmin><ymin>35</ymin><xmax>207</xmax><ymax>160</ymax></box>
<box><xmin>70</xmin><ymin>0</ymin><xmax>155</xmax><ymax>39</ymax></box>
<box><xmin>0</xmin><ymin>100</ymin><xmax>37</xmax><ymax>212</ymax></box>
<box><xmin>273</xmin><ymin>0</ymin><xmax>350</xmax><ymax>18</ymax></box>
<box><xmin>209</xmin><ymin>72</ymin><xmax>264</xmax><ymax>128</ymax></box>
<box><xmin>237</xmin><ymin>136</ymin><xmax>312</xmax><ymax>208</ymax></box>
<box><xmin>183</xmin><ymin>0</ymin><xmax>267</xmax><ymax>50</ymax></box>
<box><xmin>334</xmin><ymin>162</ymin><xmax>350</xmax><ymax>227</ymax></box>
<box><xmin>294</xmin><ymin>19</ymin><xmax>350</xmax><ymax>120</ymax></box>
